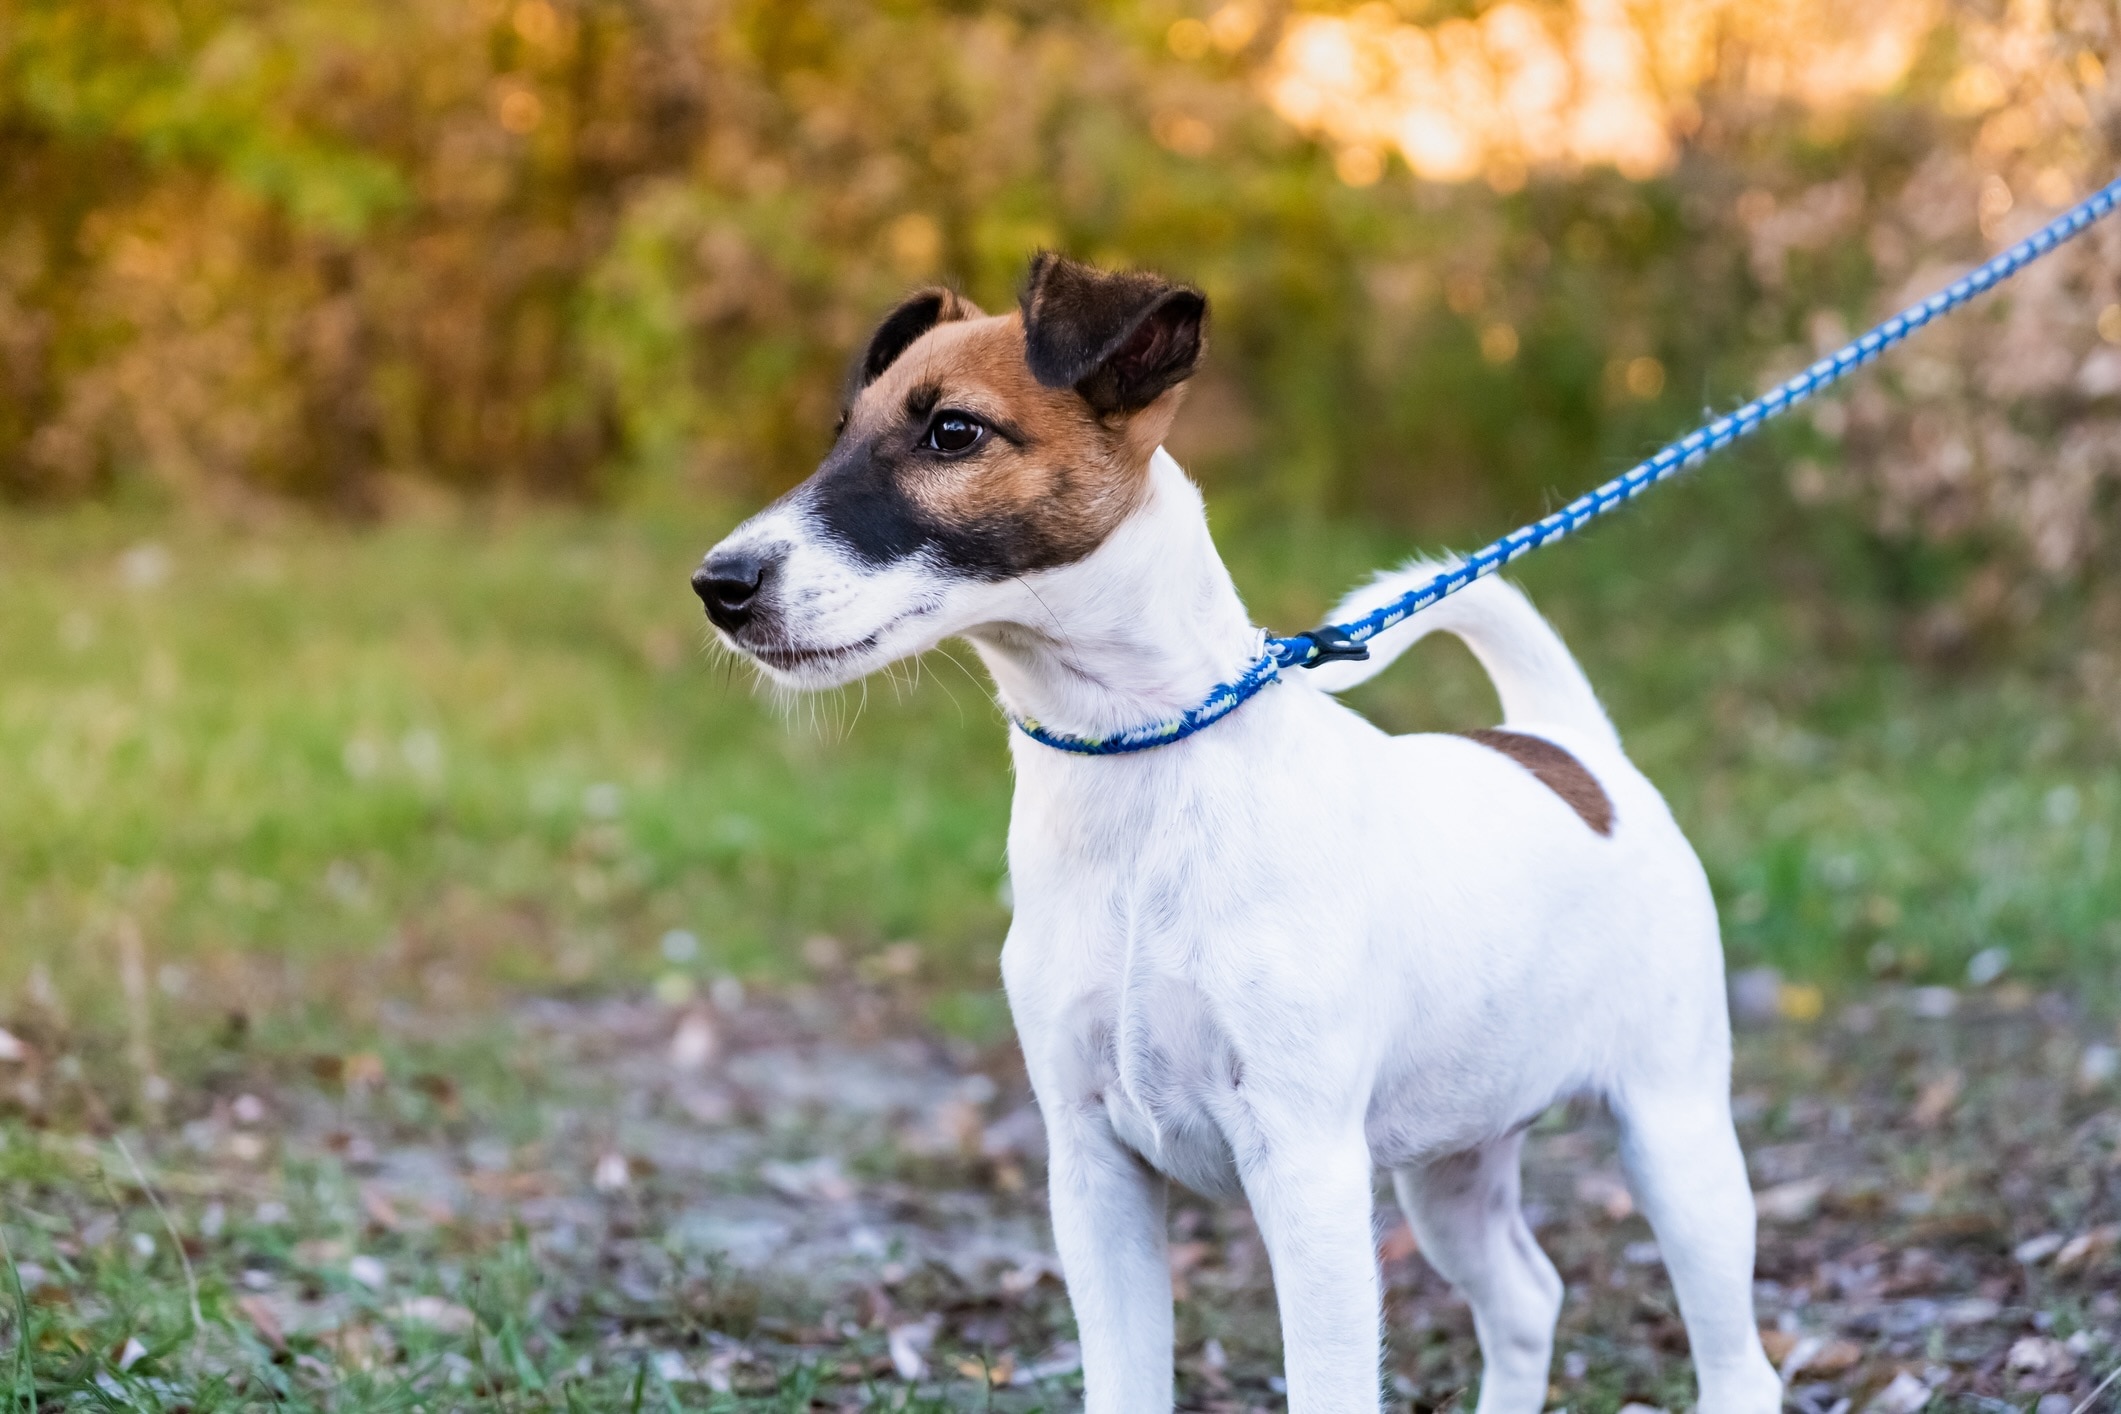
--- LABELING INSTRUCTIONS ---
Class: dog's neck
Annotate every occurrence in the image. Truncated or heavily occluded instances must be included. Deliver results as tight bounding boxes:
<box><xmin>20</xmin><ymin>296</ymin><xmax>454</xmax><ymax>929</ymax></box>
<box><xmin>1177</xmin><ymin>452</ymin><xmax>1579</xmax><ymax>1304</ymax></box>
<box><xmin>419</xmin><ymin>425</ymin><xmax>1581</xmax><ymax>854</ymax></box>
<box><xmin>964</xmin><ymin>450</ymin><xmax>1261</xmax><ymax>743</ymax></box>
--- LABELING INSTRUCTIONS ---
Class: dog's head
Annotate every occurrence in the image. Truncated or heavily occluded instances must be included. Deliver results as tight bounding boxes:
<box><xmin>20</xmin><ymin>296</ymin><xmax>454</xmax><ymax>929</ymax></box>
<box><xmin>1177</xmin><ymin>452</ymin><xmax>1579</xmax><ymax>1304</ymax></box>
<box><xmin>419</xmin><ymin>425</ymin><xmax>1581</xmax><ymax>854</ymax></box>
<box><xmin>691</xmin><ymin>253</ymin><xmax>1206</xmax><ymax>687</ymax></box>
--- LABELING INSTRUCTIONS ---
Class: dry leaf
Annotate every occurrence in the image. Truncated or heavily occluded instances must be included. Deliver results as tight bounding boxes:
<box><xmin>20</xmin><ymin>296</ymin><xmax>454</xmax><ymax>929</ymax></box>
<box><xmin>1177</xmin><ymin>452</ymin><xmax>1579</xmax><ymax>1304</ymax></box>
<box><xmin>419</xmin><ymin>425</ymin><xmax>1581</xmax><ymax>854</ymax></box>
<box><xmin>1575</xmin><ymin>1170</ymin><xmax>1636</xmax><ymax>1220</ymax></box>
<box><xmin>1865</xmin><ymin>1370</ymin><xmax>1931</xmax><ymax>1414</ymax></box>
<box><xmin>1910</xmin><ymin>1069</ymin><xmax>1962</xmax><ymax>1127</ymax></box>
<box><xmin>359</xmin><ymin>1186</ymin><xmax>401</xmax><ymax>1231</ymax></box>
<box><xmin>388</xmin><ymin>1296</ymin><xmax>475</xmax><ymax>1333</ymax></box>
<box><xmin>343</xmin><ymin>1052</ymin><xmax>386</xmax><ymax>1088</ymax></box>
<box><xmin>887</xmin><ymin>1316</ymin><xmax>938</xmax><ymax>1381</ymax></box>
<box><xmin>1755</xmin><ymin>1178</ymin><xmax>1828</xmax><ymax>1223</ymax></box>
<box><xmin>592</xmin><ymin>1152</ymin><xmax>631</xmax><ymax>1193</ymax></box>
<box><xmin>237</xmin><ymin>1294</ymin><xmax>287</xmax><ymax>1351</ymax></box>
<box><xmin>669</xmin><ymin>1011</ymin><xmax>718</xmax><ymax>1072</ymax></box>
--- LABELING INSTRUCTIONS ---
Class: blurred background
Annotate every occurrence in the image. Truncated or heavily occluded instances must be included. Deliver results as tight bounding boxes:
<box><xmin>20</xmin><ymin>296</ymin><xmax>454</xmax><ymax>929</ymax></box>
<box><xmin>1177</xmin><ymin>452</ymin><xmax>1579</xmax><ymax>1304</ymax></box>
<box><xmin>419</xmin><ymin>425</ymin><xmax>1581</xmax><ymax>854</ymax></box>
<box><xmin>4</xmin><ymin>2</ymin><xmax>2121</xmax><ymax>1406</ymax></box>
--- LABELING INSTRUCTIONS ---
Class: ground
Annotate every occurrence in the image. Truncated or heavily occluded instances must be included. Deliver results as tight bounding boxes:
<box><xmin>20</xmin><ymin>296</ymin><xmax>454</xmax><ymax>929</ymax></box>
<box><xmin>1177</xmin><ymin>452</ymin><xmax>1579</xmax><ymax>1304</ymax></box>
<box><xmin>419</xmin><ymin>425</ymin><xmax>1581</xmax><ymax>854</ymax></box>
<box><xmin>5</xmin><ymin>975</ymin><xmax>2117</xmax><ymax>1412</ymax></box>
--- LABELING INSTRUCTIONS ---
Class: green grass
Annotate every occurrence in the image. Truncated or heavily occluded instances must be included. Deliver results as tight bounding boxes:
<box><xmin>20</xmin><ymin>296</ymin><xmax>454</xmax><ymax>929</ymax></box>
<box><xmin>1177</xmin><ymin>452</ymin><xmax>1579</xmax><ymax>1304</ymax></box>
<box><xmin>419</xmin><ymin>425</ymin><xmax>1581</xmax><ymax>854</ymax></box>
<box><xmin>2</xmin><ymin>456</ymin><xmax>2117</xmax><ymax>1063</ymax></box>
<box><xmin>0</xmin><ymin>1124</ymin><xmax>1064</xmax><ymax>1411</ymax></box>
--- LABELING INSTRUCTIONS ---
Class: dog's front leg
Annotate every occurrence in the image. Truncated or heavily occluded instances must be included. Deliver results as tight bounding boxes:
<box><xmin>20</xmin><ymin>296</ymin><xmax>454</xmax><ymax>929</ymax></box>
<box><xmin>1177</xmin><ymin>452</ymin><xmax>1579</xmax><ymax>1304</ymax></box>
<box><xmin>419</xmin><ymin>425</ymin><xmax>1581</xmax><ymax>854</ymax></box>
<box><xmin>1243</xmin><ymin>1129</ymin><xmax>1383</xmax><ymax>1413</ymax></box>
<box><xmin>1046</xmin><ymin>1105</ymin><xmax>1174</xmax><ymax>1413</ymax></box>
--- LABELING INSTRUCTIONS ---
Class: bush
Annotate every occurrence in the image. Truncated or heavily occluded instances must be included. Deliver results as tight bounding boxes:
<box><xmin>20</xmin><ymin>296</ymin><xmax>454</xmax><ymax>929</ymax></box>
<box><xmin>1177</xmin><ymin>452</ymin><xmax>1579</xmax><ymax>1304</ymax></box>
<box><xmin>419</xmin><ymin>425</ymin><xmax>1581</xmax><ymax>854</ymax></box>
<box><xmin>2</xmin><ymin>0</ymin><xmax>2116</xmax><ymax>615</ymax></box>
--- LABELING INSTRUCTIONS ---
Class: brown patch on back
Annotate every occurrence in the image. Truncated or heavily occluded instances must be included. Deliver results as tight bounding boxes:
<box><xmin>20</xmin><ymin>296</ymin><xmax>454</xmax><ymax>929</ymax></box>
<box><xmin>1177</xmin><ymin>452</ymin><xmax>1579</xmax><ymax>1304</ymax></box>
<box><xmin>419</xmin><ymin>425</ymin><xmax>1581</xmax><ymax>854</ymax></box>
<box><xmin>847</xmin><ymin>312</ymin><xmax>1169</xmax><ymax>568</ymax></box>
<box><xmin>1461</xmin><ymin>728</ymin><xmax>1615</xmax><ymax>836</ymax></box>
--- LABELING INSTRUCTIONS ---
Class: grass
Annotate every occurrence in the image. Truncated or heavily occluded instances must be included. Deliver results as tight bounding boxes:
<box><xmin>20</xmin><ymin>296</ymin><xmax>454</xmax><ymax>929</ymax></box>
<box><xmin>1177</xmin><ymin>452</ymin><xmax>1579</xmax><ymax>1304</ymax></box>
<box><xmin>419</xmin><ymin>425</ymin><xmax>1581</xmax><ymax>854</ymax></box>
<box><xmin>0</xmin><ymin>981</ymin><xmax>2113</xmax><ymax>1411</ymax></box>
<box><xmin>2</xmin><ymin>462</ymin><xmax>2119</xmax><ymax>1407</ymax></box>
<box><xmin>2</xmin><ymin>450</ymin><xmax>2118</xmax><ymax>1065</ymax></box>
<box><xmin>0</xmin><ymin>1120</ymin><xmax>1055</xmax><ymax>1411</ymax></box>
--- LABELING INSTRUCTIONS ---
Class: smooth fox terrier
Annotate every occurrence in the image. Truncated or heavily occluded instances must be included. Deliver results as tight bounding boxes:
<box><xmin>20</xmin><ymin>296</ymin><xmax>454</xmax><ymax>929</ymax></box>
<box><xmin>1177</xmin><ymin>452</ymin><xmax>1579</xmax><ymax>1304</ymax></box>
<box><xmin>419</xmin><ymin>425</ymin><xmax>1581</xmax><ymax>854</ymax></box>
<box><xmin>692</xmin><ymin>254</ymin><xmax>1780</xmax><ymax>1414</ymax></box>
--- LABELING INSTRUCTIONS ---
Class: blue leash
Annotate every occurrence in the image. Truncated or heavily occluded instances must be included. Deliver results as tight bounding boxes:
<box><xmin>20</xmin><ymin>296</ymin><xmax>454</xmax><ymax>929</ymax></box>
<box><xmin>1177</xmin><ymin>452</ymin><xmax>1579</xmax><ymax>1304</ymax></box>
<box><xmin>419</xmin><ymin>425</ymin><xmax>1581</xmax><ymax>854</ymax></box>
<box><xmin>1014</xmin><ymin>174</ymin><xmax>2121</xmax><ymax>756</ymax></box>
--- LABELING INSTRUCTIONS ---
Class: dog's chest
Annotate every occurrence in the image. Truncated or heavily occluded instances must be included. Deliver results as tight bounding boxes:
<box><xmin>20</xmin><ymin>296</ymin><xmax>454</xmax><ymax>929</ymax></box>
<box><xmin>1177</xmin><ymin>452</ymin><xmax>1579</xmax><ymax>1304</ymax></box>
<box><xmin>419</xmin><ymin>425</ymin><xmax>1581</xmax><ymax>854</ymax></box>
<box><xmin>1061</xmin><ymin>975</ymin><xmax>1251</xmax><ymax>1199</ymax></box>
<box><xmin>1008</xmin><ymin>759</ymin><xmax>1291</xmax><ymax>1198</ymax></box>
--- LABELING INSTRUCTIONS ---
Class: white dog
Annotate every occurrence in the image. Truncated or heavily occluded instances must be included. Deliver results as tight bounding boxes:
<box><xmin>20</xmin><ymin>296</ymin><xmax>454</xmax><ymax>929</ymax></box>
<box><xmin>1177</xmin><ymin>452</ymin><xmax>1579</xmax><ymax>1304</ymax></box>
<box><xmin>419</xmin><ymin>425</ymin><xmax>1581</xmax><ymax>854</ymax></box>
<box><xmin>693</xmin><ymin>254</ymin><xmax>1781</xmax><ymax>1414</ymax></box>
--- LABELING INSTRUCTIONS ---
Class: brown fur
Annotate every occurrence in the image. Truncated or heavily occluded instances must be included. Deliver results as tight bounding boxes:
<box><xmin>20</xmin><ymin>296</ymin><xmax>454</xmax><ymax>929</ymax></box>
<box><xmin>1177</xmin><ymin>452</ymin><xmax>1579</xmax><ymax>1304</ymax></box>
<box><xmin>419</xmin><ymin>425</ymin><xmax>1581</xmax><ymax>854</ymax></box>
<box><xmin>1461</xmin><ymin>729</ymin><xmax>1615</xmax><ymax>836</ymax></box>
<box><xmin>845</xmin><ymin>310</ymin><xmax>1181</xmax><ymax>569</ymax></box>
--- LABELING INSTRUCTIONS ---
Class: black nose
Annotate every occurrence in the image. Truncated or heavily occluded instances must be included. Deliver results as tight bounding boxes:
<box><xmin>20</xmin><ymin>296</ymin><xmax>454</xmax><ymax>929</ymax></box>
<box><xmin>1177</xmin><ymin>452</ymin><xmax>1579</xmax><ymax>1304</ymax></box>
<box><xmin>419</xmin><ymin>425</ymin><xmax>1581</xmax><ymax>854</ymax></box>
<box><xmin>692</xmin><ymin>549</ymin><xmax>771</xmax><ymax>632</ymax></box>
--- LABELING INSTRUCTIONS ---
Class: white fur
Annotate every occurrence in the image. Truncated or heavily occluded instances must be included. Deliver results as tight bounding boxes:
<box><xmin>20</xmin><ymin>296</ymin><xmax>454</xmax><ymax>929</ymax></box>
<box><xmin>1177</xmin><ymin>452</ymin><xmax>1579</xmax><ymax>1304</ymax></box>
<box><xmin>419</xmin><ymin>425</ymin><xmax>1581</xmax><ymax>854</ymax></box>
<box><xmin>706</xmin><ymin>450</ymin><xmax>1780</xmax><ymax>1414</ymax></box>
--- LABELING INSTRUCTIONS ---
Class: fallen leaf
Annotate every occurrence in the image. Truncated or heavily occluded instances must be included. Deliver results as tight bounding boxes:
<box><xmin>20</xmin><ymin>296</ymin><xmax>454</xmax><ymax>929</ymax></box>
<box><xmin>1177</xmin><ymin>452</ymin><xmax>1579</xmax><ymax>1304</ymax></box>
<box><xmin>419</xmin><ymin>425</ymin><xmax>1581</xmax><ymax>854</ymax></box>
<box><xmin>343</xmin><ymin>1052</ymin><xmax>385</xmax><ymax>1088</ymax></box>
<box><xmin>669</xmin><ymin>1011</ymin><xmax>718</xmax><ymax>1072</ymax></box>
<box><xmin>2008</xmin><ymin>1335</ymin><xmax>2073</xmax><ymax>1377</ymax></box>
<box><xmin>237</xmin><ymin>1294</ymin><xmax>287</xmax><ymax>1351</ymax></box>
<box><xmin>2056</xmin><ymin>1223</ymin><xmax>2118</xmax><ymax>1269</ymax></box>
<box><xmin>1865</xmin><ymin>1370</ymin><xmax>1930</xmax><ymax>1414</ymax></box>
<box><xmin>1008</xmin><ymin>1343</ymin><xmax>1082</xmax><ymax>1386</ymax></box>
<box><xmin>2014</xmin><ymin>1232</ymin><xmax>2065</xmax><ymax>1264</ymax></box>
<box><xmin>1910</xmin><ymin>1069</ymin><xmax>1962</xmax><ymax>1127</ymax></box>
<box><xmin>888</xmin><ymin>1316</ymin><xmax>938</xmax><ymax>1381</ymax></box>
<box><xmin>294</xmin><ymin>1238</ymin><xmax>351</xmax><ymax>1266</ymax></box>
<box><xmin>1755</xmin><ymin>1178</ymin><xmax>1829</xmax><ymax>1223</ymax></box>
<box><xmin>593</xmin><ymin>1151</ymin><xmax>631</xmax><ymax>1193</ymax></box>
<box><xmin>953</xmin><ymin>1355</ymin><xmax>1014</xmax><ymax>1385</ymax></box>
<box><xmin>410</xmin><ymin>1072</ymin><xmax>457</xmax><ymax>1104</ymax></box>
<box><xmin>1575</xmin><ymin>1169</ymin><xmax>1636</xmax><ymax>1220</ymax></box>
<box><xmin>359</xmin><ymin>1186</ymin><xmax>401</xmax><ymax>1231</ymax></box>
<box><xmin>759</xmin><ymin>1155</ymin><xmax>852</xmax><ymax>1202</ymax></box>
<box><xmin>997</xmin><ymin>1257</ymin><xmax>1061</xmax><ymax>1297</ymax></box>
<box><xmin>1779</xmin><ymin>1334</ymin><xmax>1863</xmax><ymax>1379</ymax></box>
<box><xmin>389</xmin><ymin>1296</ymin><xmax>476</xmax><ymax>1334</ymax></box>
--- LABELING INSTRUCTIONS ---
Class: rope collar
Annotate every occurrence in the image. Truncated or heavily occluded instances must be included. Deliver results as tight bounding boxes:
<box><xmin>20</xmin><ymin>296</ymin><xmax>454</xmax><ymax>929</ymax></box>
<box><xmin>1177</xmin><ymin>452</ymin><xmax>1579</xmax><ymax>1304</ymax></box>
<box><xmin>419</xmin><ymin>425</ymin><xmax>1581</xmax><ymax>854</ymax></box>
<box><xmin>1012</xmin><ymin>173</ymin><xmax>2121</xmax><ymax>757</ymax></box>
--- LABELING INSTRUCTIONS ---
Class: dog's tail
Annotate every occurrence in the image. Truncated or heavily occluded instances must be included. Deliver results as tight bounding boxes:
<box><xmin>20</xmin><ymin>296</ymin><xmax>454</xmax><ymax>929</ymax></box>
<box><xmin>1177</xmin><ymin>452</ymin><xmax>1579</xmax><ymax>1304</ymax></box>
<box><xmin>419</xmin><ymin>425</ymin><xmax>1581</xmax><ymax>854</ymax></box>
<box><xmin>1300</xmin><ymin>558</ymin><xmax>1620</xmax><ymax>749</ymax></box>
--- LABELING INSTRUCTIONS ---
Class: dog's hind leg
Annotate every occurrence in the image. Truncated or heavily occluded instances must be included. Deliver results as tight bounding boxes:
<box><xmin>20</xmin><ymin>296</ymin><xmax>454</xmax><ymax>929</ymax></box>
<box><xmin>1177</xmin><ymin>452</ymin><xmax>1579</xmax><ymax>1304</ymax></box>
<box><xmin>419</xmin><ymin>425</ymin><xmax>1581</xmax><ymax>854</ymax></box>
<box><xmin>1392</xmin><ymin>1130</ymin><xmax>1562</xmax><ymax>1414</ymax></box>
<box><xmin>1611</xmin><ymin>1083</ymin><xmax>1781</xmax><ymax>1414</ymax></box>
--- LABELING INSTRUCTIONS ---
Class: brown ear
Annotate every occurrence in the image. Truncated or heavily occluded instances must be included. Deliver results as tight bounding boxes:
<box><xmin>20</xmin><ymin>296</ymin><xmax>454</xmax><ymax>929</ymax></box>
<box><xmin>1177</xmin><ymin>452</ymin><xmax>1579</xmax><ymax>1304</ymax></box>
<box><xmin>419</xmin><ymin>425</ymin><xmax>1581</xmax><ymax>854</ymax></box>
<box><xmin>852</xmin><ymin>287</ymin><xmax>983</xmax><ymax>392</ymax></box>
<box><xmin>1019</xmin><ymin>253</ymin><xmax>1206</xmax><ymax>415</ymax></box>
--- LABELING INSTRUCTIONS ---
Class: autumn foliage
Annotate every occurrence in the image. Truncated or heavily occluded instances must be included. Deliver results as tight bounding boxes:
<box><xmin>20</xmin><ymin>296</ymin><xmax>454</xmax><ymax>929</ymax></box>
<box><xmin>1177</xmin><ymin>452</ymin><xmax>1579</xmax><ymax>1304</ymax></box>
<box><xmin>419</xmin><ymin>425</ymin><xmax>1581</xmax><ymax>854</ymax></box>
<box><xmin>2</xmin><ymin>0</ymin><xmax>2117</xmax><ymax>597</ymax></box>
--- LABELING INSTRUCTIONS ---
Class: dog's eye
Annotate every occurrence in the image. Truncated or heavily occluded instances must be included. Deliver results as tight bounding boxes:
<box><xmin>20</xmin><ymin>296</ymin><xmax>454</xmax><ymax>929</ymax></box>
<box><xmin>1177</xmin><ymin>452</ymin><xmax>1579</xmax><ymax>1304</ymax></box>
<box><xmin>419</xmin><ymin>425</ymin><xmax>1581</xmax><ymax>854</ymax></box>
<box><xmin>922</xmin><ymin>413</ymin><xmax>986</xmax><ymax>456</ymax></box>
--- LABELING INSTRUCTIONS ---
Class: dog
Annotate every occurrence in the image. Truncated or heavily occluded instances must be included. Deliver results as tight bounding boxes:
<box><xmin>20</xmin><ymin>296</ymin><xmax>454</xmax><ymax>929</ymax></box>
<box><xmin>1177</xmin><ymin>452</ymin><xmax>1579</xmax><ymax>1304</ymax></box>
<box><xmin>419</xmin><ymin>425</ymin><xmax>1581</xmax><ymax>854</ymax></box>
<box><xmin>691</xmin><ymin>253</ymin><xmax>1782</xmax><ymax>1414</ymax></box>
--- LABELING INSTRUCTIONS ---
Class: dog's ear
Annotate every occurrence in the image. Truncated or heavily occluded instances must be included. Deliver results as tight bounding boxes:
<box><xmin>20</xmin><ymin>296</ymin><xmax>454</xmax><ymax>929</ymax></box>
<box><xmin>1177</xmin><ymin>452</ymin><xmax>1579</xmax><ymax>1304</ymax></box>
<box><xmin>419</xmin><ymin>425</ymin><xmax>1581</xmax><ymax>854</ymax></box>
<box><xmin>1019</xmin><ymin>252</ymin><xmax>1206</xmax><ymax>416</ymax></box>
<box><xmin>853</xmin><ymin>287</ymin><xmax>983</xmax><ymax>391</ymax></box>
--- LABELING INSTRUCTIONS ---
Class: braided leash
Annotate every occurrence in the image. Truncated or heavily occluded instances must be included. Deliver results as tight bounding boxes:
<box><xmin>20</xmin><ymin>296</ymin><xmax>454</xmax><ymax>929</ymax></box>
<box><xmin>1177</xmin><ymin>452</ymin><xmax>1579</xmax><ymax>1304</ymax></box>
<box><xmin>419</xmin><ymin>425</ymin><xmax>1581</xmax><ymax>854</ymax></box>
<box><xmin>1015</xmin><ymin>174</ymin><xmax>2121</xmax><ymax>756</ymax></box>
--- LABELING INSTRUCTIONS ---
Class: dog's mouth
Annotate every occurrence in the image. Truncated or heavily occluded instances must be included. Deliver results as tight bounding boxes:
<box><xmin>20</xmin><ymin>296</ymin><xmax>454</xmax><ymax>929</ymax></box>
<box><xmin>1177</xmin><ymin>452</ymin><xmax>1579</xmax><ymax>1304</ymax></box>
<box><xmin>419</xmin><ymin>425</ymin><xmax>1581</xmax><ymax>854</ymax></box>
<box><xmin>747</xmin><ymin>635</ymin><xmax>881</xmax><ymax>671</ymax></box>
<box><xmin>722</xmin><ymin>601</ymin><xmax>941</xmax><ymax>683</ymax></box>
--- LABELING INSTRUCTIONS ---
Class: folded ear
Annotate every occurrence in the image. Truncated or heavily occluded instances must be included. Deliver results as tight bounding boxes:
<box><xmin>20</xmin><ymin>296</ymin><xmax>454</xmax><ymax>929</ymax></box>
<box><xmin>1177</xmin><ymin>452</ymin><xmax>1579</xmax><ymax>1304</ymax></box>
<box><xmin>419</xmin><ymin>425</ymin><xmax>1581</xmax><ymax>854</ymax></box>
<box><xmin>1019</xmin><ymin>252</ymin><xmax>1206</xmax><ymax>415</ymax></box>
<box><xmin>853</xmin><ymin>287</ymin><xmax>984</xmax><ymax>391</ymax></box>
